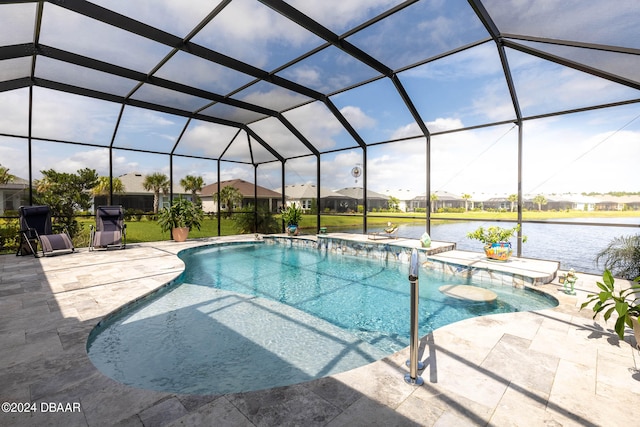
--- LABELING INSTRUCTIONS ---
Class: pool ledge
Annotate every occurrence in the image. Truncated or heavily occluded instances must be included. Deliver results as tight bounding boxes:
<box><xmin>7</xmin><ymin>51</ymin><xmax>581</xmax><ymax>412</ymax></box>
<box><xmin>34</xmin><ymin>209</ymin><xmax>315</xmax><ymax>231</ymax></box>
<box><xmin>265</xmin><ymin>233</ymin><xmax>559</xmax><ymax>287</ymax></box>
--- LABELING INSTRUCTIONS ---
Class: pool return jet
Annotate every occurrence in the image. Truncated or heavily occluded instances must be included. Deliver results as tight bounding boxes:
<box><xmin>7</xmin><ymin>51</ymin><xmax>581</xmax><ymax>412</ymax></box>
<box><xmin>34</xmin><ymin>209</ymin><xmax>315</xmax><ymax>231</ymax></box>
<box><xmin>405</xmin><ymin>249</ymin><xmax>424</xmax><ymax>386</ymax></box>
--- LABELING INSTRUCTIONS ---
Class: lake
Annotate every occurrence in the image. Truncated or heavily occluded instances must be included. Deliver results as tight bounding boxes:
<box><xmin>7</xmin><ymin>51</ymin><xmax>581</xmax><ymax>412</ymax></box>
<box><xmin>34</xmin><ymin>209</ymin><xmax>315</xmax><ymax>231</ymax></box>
<box><xmin>337</xmin><ymin>217</ymin><xmax>640</xmax><ymax>275</ymax></box>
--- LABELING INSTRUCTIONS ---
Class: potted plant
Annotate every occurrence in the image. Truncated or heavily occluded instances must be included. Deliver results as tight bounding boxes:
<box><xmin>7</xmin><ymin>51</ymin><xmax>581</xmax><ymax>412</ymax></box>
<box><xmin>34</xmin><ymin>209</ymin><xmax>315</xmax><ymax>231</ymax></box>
<box><xmin>157</xmin><ymin>197</ymin><xmax>204</xmax><ymax>242</ymax></box>
<box><xmin>466</xmin><ymin>224</ymin><xmax>527</xmax><ymax>261</ymax></box>
<box><xmin>281</xmin><ymin>203</ymin><xmax>303</xmax><ymax>235</ymax></box>
<box><xmin>580</xmin><ymin>269</ymin><xmax>640</xmax><ymax>348</ymax></box>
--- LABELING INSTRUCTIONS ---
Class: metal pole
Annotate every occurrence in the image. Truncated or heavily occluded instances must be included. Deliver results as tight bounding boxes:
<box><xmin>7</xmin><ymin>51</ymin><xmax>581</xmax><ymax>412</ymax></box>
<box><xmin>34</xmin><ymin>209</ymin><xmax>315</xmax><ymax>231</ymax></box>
<box><xmin>405</xmin><ymin>249</ymin><xmax>424</xmax><ymax>386</ymax></box>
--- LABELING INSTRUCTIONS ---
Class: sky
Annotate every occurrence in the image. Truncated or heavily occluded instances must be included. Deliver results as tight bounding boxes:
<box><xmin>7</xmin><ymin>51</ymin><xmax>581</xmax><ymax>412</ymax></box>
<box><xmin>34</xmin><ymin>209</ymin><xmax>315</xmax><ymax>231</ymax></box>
<box><xmin>0</xmin><ymin>0</ymin><xmax>638</xmax><ymax>198</ymax></box>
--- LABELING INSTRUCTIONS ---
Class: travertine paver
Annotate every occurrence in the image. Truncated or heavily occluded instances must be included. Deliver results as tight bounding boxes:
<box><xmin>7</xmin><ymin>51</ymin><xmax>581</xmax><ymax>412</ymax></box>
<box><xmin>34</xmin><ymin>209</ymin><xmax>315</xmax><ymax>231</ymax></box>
<box><xmin>0</xmin><ymin>235</ymin><xmax>638</xmax><ymax>426</ymax></box>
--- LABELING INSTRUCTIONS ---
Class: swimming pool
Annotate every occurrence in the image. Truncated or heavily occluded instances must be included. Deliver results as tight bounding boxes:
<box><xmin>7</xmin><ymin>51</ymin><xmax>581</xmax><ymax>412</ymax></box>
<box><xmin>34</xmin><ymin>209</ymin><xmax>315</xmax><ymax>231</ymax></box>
<box><xmin>87</xmin><ymin>242</ymin><xmax>558</xmax><ymax>395</ymax></box>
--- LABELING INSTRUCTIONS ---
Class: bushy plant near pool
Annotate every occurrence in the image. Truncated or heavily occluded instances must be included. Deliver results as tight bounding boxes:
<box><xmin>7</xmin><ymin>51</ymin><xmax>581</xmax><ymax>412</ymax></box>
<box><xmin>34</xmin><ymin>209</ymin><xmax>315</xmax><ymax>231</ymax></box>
<box><xmin>580</xmin><ymin>269</ymin><xmax>640</xmax><ymax>341</ymax></box>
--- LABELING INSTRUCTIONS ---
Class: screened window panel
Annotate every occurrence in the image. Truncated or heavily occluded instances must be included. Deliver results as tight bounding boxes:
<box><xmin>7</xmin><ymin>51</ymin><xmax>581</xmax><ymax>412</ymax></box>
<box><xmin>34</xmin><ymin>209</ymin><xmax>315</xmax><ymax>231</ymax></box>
<box><xmin>248</xmin><ymin>117</ymin><xmax>313</xmax><ymax>159</ymax></box>
<box><xmin>40</xmin><ymin>3</ymin><xmax>172</xmax><ymax>74</ymax></box>
<box><xmin>0</xmin><ymin>88</ymin><xmax>30</xmax><ymax>137</ymax></box>
<box><xmin>222</xmin><ymin>131</ymin><xmax>252</xmax><ymax>163</ymax></box>
<box><xmin>367</xmin><ymin>139</ymin><xmax>426</xmax><ymax>209</ymax></box>
<box><xmin>154</xmin><ymin>51</ymin><xmax>255</xmax><ymax>96</ymax></box>
<box><xmin>0</xmin><ymin>3</ymin><xmax>36</xmax><ymax>46</ymax></box>
<box><xmin>192</xmin><ymin>0</ymin><xmax>324</xmax><ymax>71</ymax></box>
<box><xmin>522</xmin><ymin>105</ymin><xmax>640</xmax><ymax>199</ymax></box>
<box><xmin>282</xmin><ymin>101</ymin><xmax>361</xmax><ymax>152</ymax></box>
<box><xmin>320</xmin><ymin>149</ymin><xmax>363</xmax><ymax>215</ymax></box>
<box><xmin>483</xmin><ymin>0</ymin><xmax>640</xmax><ymax>50</ymax></box>
<box><xmin>110</xmin><ymin>149</ymin><xmax>170</xmax><ymax>188</ymax></box>
<box><xmin>345</xmin><ymin>0</ymin><xmax>488</xmax><ymax>70</ymax></box>
<box><xmin>171</xmin><ymin>156</ymin><xmax>216</xmax><ymax>196</ymax></box>
<box><xmin>0</xmin><ymin>57</ymin><xmax>31</xmax><ymax>82</ymax></box>
<box><xmin>511</xmin><ymin>39</ymin><xmax>640</xmax><ymax>87</ymax></box>
<box><xmin>277</xmin><ymin>46</ymin><xmax>381</xmax><ymax>95</ymax></box>
<box><xmin>218</xmin><ymin>161</ymin><xmax>255</xmax><ymax>188</ymax></box>
<box><xmin>284</xmin><ymin>156</ymin><xmax>317</xmax><ymax>188</ymax></box>
<box><xmin>430</xmin><ymin>124</ymin><xmax>518</xmax><ymax>210</ymax></box>
<box><xmin>89</xmin><ymin>0</ymin><xmax>217</xmax><ymax>38</ymax></box>
<box><xmin>248</xmin><ymin>136</ymin><xmax>279</xmax><ymax>164</ymax></box>
<box><xmin>199</xmin><ymin>102</ymin><xmax>268</xmax><ymax>124</ymax></box>
<box><xmin>256</xmin><ymin>161</ymin><xmax>283</xmax><ymax>196</ymax></box>
<box><xmin>31</xmin><ymin>140</ymin><xmax>112</xmax><ymax>178</ymax></box>
<box><xmin>232</xmin><ymin>80</ymin><xmax>312</xmax><ymax>112</ymax></box>
<box><xmin>400</xmin><ymin>43</ymin><xmax>516</xmax><ymax>131</ymax></box>
<box><xmin>0</xmin><ymin>136</ymin><xmax>30</xmax><ymax>206</ymax></box>
<box><xmin>35</xmin><ymin>56</ymin><xmax>138</xmax><ymax>97</ymax></box>
<box><xmin>285</xmin><ymin>0</ymin><xmax>405</xmax><ymax>35</ymax></box>
<box><xmin>281</xmin><ymin>156</ymin><xmax>318</xmax><ymax>219</ymax></box>
<box><xmin>329</xmin><ymin>77</ymin><xmax>418</xmax><ymax>144</ymax></box>
<box><xmin>175</xmin><ymin>120</ymin><xmax>240</xmax><ymax>158</ymax></box>
<box><xmin>507</xmin><ymin>48</ymin><xmax>640</xmax><ymax>118</ymax></box>
<box><xmin>130</xmin><ymin>83</ymin><xmax>212</xmax><ymax>113</ymax></box>
<box><xmin>31</xmin><ymin>87</ymin><xmax>120</xmax><ymax>145</ymax></box>
<box><xmin>112</xmin><ymin>106</ymin><xmax>187</xmax><ymax>153</ymax></box>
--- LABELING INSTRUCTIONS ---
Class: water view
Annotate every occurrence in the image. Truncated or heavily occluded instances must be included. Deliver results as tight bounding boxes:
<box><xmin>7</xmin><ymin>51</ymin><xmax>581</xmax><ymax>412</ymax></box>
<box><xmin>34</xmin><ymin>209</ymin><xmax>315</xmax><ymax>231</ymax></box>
<box><xmin>340</xmin><ymin>217</ymin><xmax>640</xmax><ymax>275</ymax></box>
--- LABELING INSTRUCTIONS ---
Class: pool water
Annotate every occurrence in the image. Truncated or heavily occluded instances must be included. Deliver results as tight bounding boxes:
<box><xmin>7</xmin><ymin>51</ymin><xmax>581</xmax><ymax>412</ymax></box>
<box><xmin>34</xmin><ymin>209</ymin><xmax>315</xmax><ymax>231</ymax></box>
<box><xmin>87</xmin><ymin>242</ymin><xmax>557</xmax><ymax>395</ymax></box>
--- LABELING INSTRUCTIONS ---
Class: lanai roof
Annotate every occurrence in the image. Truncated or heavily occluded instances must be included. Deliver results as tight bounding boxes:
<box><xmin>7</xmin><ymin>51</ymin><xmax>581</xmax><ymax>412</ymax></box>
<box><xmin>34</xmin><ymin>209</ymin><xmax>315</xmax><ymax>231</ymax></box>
<box><xmin>1</xmin><ymin>0</ymin><xmax>638</xmax><ymax>166</ymax></box>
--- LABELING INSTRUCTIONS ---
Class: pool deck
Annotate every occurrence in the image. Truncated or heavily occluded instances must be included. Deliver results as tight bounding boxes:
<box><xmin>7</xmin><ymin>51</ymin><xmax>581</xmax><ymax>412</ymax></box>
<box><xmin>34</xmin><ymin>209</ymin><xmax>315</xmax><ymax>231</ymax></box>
<box><xmin>1</xmin><ymin>235</ymin><xmax>638</xmax><ymax>426</ymax></box>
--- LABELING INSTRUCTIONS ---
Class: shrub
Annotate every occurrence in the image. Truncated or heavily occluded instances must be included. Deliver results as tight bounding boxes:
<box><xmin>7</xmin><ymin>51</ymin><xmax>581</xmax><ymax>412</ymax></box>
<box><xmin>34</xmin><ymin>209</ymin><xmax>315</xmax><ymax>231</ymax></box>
<box><xmin>0</xmin><ymin>219</ymin><xmax>20</xmax><ymax>253</ymax></box>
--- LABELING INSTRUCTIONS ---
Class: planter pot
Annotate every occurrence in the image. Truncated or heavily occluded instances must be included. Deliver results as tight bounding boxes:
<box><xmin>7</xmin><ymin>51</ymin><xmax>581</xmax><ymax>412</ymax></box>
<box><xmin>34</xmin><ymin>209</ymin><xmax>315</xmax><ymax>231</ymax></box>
<box><xmin>483</xmin><ymin>242</ymin><xmax>513</xmax><ymax>261</ymax></box>
<box><xmin>172</xmin><ymin>227</ymin><xmax>190</xmax><ymax>242</ymax></box>
<box><xmin>287</xmin><ymin>225</ymin><xmax>299</xmax><ymax>236</ymax></box>
<box><xmin>632</xmin><ymin>317</ymin><xmax>640</xmax><ymax>350</ymax></box>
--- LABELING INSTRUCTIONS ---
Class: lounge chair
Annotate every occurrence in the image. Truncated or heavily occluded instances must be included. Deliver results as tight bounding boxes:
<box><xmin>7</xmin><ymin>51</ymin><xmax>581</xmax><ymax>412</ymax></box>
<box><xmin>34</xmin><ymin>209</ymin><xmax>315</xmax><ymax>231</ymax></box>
<box><xmin>368</xmin><ymin>222</ymin><xmax>399</xmax><ymax>240</ymax></box>
<box><xmin>89</xmin><ymin>206</ymin><xmax>126</xmax><ymax>251</ymax></box>
<box><xmin>17</xmin><ymin>205</ymin><xmax>75</xmax><ymax>257</ymax></box>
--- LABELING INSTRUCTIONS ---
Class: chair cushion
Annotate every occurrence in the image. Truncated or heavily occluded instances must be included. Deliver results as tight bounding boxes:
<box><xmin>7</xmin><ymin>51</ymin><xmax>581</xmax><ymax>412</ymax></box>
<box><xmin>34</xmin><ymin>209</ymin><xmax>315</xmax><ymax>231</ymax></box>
<box><xmin>94</xmin><ymin>230</ymin><xmax>122</xmax><ymax>247</ymax></box>
<box><xmin>40</xmin><ymin>234</ymin><xmax>73</xmax><ymax>253</ymax></box>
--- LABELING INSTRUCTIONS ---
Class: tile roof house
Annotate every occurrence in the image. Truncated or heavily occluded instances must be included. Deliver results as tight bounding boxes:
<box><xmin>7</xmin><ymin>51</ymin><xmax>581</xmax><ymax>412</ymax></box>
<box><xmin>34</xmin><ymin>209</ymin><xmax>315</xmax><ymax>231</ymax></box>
<box><xmin>276</xmin><ymin>184</ymin><xmax>355</xmax><ymax>213</ymax></box>
<box><xmin>0</xmin><ymin>176</ymin><xmax>28</xmax><ymax>215</ymax></box>
<box><xmin>335</xmin><ymin>187</ymin><xmax>389</xmax><ymax>212</ymax></box>
<box><xmin>200</xmin><ymin>179</ymin><xmax>282</xmax><ymax>213</ymax></box>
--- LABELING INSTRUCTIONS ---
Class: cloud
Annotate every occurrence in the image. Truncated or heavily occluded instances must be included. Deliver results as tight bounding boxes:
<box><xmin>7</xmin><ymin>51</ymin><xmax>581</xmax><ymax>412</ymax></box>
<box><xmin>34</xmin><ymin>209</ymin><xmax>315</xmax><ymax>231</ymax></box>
<box><xmin>179</xmin><ymin>121</ymin><xmax>240</xmax><ymax>157</ymax></box>
<box><xmin>282</xmin><ymin>102</ymin><xmax>346</xmax><ymax>151</ymax></box>
<box><xmin>339</xmin><ymin>106</ymin><xmax>376</xmax><ymax>130</ymax></box>
<box><xmin>390</xmin><ymin>117</ymin><xmax>466</xmax><ymax>140</ymax></box>
<box><xmin>249</xmin><ymin>117</ymin><xmax>313</xmax><ymax>158</ymax></box>
<box><xmin>236</xmin><ymin>86</ymin><xmax>310</xmax><ymax>111</ymax></box>
<box><xmin>0</xmin><ymin>88</ymin><xmax>30</xmax><ymax>136</ymax></box>
<box><xmin>31</xmin><ymin>87</ymin><xmax>120</xmax><ymax>145</ymax></box>
<box><xmin>287</xmin><ymin>0</ymin><xmax>399</xmax><ymax>33</ymax></box>
<box><xmin>193</xmin><ymin>0</ymin><xmax>317</xmax><ymax>69</ymax></box>
<box><xmin>40</xmin><ymin>3</ymin><xmax>170</xmax><ymax>72</ymax></box>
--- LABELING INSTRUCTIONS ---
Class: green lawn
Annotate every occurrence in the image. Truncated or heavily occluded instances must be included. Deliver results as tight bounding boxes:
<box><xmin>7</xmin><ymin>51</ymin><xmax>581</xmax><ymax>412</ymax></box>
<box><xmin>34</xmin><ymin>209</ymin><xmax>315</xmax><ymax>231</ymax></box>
<box><xmin>2</xmin><ymin>209</ymin><xmax>638</xmax><ymax>254</ymax></box>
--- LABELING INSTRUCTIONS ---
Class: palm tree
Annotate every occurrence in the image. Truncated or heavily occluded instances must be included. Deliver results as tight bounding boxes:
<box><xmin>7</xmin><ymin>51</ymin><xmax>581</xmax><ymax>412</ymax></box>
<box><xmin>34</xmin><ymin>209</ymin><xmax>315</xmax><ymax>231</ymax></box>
<box><xmin>387</xmin><ymin>196</ymin><xmax>400</xmax><ymax>212</ymax></box>
<box><xmin>595</xmin><ymin>234</ymin><xmax>640</xmax><ymax>280</ymax></box>
<box><xmin>0</xmin><ymin>164</ymin><xmax>15</xmax><ymax>184</ymax></box>
<box><xmin>508</xmin><ymin>194</ymin><xmax>518</xmax><ymax>213</ymax></box>
<box><xmin>180</xmin><ymin>175</ymin><xmax>205</xmax><ymax>206</ymax></box>
<box><xmin>533</xmin><ymin>194</ymin><xmax>547</xmax><ymax>212</ymax></box>
<box><xmin>91</xmin><ymin>176</ymin><xmax>125</xmax><ymax>205</ymax></box>
<box><xmin>461</xmin><ymin>193</ymin><xmax>472</xmax><ymax>212</ymax></box>
<box><xmin>142</xmin><ymin>173</ymin><xmax>169</xmax><ymax>214</ymax></box>
<box><xmin>430</xmin><ymin>193</ymin><xmax>438</xmax><ymax>213</ymax></box>
<box><xmin>213</xmin><ymin>185</ymin><xmax>243</xmax><ymax>218</ymax></box>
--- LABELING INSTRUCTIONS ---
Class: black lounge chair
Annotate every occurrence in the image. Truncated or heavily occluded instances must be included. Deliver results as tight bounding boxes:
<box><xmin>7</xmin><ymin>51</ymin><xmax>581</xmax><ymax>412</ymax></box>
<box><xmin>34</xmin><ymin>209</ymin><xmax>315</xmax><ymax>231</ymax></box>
<box><xmin>17</xmin><ymin>205</ymin><xmax>75</xmax><ymax>257</ymax></box>
<box><xmin>89</xmin><ymin>206</ymin><xmax>126</xmax><ymax>251</ymax></box>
